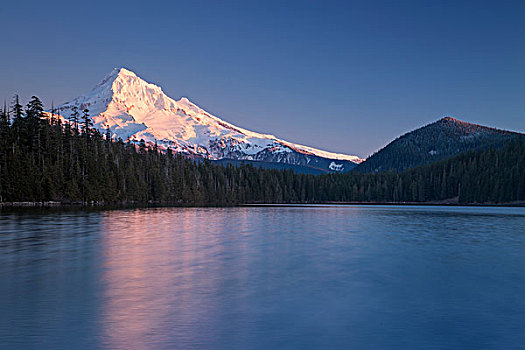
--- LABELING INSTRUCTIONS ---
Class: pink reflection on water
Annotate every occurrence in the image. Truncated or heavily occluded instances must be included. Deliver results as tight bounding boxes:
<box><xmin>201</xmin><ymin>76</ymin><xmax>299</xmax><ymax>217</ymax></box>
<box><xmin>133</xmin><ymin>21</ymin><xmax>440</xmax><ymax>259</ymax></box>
<box><xmin>98</xmin><ymin>207</ymin><xmax>251</xmax><ymax>349</ymax></box>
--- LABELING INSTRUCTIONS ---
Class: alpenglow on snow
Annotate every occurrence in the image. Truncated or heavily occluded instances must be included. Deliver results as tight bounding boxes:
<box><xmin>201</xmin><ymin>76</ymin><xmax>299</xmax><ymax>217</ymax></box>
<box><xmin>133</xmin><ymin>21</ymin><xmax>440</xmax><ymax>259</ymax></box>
<box><xmin>53</xmin><ymin>68</ymin><xmax>363</xmax><ymax>172</ymax></box>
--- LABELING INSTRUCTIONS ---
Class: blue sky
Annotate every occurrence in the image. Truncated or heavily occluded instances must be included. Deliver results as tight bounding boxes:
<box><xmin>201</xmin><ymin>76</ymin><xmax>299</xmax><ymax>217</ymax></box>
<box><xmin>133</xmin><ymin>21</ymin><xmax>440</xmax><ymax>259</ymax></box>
<box><xmin>1</xmin><ymin>0</ymin><xmax>524</xmax><ymax>157</ymax></box>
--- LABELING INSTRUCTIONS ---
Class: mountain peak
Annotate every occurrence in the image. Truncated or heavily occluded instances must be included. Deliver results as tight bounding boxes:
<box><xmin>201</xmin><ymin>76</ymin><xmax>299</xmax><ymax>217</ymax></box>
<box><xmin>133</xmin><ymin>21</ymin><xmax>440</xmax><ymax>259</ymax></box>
<box><xmin>106</xmin><ymin>67</ymin><xmax>138</xmax><ymax>79</ymax></box>
<box><xmin>54</xmin><ymin>68</ymin><xmax>364</xmax><ymax>170</ymax></box>
<box><xmin>101</xmin><ymin>67</ymin><xmax>149</xmax><ymax>88</ymax></box>
<box><xmin>98</xmin><ymin>67</ymin><xmax>166</xmax><ymax>105</ymax></box>
<box><xmin>116</xmin><ymin>67</ymin><xmax>137</xmax><ymax>76</ymax></box>
<box><xmin>439</xmin><ymin>116</ymin><xmax>464</xmax><ymax>124</ymax></box>
<box><xmin>95</xmin><ymin>67</ymin><xmax>142</xmax><ymax>91</ymax></box>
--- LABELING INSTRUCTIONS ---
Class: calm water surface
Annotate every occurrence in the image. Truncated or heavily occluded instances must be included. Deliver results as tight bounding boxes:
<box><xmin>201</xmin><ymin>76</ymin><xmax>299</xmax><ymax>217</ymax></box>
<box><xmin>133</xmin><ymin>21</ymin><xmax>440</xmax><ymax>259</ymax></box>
<box><xmin>1</xmin><ymin>205</ymin><xmax>525</xmax><ymax>349</ymax></box>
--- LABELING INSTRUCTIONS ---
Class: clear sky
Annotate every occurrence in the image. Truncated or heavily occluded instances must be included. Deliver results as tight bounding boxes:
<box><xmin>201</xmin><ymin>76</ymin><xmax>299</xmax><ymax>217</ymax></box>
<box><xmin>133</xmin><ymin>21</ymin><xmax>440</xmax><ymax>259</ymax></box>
<box><xmin>1</xmin><ymin>0</ymin><xmax>524</xmax><ymax>157</ymax></box>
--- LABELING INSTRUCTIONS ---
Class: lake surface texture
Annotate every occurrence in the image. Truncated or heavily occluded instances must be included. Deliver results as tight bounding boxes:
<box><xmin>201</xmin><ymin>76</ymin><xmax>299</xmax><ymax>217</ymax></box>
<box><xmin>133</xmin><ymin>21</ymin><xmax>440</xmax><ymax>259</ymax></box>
<box><xmin>1</xmin><ymin>205</ymin><xmax>525</xmax><ymax>349</ymax></box>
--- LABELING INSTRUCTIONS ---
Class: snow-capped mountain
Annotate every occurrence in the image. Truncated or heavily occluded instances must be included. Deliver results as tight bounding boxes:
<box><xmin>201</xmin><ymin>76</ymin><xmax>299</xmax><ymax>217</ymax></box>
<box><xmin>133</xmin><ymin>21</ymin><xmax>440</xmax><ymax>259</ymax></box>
<box><xmin>54</xmin><ymin>68</ymin><xmax>363</xmax><ymax>172</ymax></box>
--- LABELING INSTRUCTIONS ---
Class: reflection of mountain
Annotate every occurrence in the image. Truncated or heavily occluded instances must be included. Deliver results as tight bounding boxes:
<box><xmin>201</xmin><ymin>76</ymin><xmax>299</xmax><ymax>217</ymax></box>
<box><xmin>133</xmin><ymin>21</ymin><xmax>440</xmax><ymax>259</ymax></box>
<box><xmin>98</xmin><ymin>208</ymin><xmax>250</xmax><ymax>349</ymax></box>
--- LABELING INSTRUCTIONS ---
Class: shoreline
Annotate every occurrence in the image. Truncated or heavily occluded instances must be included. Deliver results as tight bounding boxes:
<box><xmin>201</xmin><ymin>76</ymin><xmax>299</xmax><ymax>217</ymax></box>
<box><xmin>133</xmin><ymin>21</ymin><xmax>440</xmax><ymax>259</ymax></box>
<box><xmin>1</xmin><ymin>200</ymin><xmax>524</xmax><ymax>210</ymax></box>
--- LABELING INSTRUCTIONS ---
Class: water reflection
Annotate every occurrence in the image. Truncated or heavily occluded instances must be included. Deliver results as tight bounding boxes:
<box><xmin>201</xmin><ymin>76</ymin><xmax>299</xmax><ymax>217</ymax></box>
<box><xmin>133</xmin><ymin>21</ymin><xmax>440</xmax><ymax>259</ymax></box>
<box><xmin>0</xmin><ymin>211</ymin><xmax>104</xmax><ymax>349</ymax></box>
<box><xmin>99</xmin><ymin>208</ymin><xmax>253</xmax><ymax>349</ymax></box>
<box><xmin>95</xmin><ymin>207</ymin><xmax>371</xmax><ymax>348</ymax></box>
<box><xmin>1</xmin><ymin>206</ymin><xmax>525</xmax><ymax>349</ymax></box>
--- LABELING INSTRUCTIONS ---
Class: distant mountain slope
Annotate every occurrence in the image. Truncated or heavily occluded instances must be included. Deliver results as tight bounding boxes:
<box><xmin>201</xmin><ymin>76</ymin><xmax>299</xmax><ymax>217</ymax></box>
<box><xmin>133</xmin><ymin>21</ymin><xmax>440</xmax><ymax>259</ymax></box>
<box><xmin>53</xmin><ymin>67</ymin><xmax>363</xmax><ymax>173</ymax></box>
<box><xmin>356</xmin><ymin>117</ymin><xmax>523</xmax><ymax>173</ymax></box>
<box><xmin>211</xmin><ymin>159</ymin><xmax>338</xmax><ymax>175</ymax></box>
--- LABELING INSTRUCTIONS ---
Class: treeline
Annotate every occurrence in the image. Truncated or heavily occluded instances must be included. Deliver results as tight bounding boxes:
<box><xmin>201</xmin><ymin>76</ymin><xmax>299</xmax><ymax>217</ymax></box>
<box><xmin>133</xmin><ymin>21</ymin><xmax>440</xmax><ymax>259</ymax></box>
<box><xmin>1</xmin><ymin>96</ymin><xmax>524</xmax><ymax>205</ymax></box>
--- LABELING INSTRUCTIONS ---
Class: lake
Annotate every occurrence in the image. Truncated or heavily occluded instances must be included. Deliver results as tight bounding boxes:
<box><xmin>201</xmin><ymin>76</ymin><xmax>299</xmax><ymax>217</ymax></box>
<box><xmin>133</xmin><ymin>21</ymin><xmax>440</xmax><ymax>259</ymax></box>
<box><xmin>1</xmin><ymin>205</ymin><xmax>525</xmax><ymax>349</ymax></box>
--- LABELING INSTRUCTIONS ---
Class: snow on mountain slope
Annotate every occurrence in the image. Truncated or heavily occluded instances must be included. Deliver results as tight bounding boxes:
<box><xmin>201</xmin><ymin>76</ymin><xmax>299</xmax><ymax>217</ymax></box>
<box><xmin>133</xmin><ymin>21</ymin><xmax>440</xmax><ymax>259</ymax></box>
<box><xmin>55</xmin><ymin>68</ymin><xmax>363</xmax><ymax>170</ymax></box>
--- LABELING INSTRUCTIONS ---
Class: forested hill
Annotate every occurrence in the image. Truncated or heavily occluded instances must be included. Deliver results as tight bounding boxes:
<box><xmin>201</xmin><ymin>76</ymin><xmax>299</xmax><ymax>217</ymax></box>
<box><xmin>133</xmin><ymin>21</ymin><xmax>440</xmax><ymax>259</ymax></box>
<box><xmin>1</xmin><ymin>97</ymin><xmax>524</xmax><ymax>205</ymax></box>
<box><xmin>356</xmin><ymin>117</ymin><xmax>523</xmax><ymax>173</ymax></box>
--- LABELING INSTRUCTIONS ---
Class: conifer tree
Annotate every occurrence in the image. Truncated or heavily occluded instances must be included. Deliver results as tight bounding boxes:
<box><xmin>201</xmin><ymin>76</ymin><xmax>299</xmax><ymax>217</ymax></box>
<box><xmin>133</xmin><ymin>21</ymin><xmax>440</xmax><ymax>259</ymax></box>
<box><xmin>26</xmin><ymin>96</ymin><xmax>44</xmax><ymax>120</ymax></box>
<box><xmin>71</xmin><ymin>106</ymin><xmax>80</xmax><ymax>132</ymax></box>
<box><xmin>11</xmin><ymin>95</ymin><xmax>23</xmax><ymax>121</ymax></box>
<box><xmin>105</xmin><ymin>125</ymin><xmax>112</xmax><ymax>142</ymax></box>
<box><xmin>82</xmin><ymin>108</ymin><xmax>93</xmax><ymax>136</ymax></box>
<box><xmin>1</xmin><ymin>101</ymin><xmax>9</xmax><ymax>124</ymax></box>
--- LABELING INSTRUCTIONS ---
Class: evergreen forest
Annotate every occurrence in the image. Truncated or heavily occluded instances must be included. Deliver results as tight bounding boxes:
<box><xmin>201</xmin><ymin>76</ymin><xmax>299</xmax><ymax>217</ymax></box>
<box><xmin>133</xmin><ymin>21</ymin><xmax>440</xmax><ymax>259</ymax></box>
<box><xmin>1</xmin><ymin>96</ymin><xmax>524</xmax><ymax>206</ymax></box>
